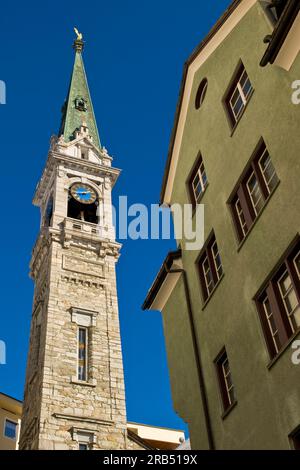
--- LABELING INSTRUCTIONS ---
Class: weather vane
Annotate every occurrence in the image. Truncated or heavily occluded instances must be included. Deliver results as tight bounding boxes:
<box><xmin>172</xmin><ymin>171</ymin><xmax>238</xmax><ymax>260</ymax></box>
<box><xmin>73</xmin><ymin>27</ymin><xmax>84</xmax><ymax>52</ymax></box>
<box><xmin>74</xmin><ymin>27</ymin><xmax>83</xmax><ymax>41</ymax></box>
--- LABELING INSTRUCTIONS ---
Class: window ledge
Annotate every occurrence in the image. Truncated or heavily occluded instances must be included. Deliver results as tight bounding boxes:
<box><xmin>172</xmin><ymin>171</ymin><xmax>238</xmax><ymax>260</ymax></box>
<box><xmin>230</xmin><ymin>88</ymin><xmax>255</xmax><ymax>137</ymax></box>
<box><xmin>221</xmin><ymin>400</ymin><xmax>238</xmax><ymax>420</ymax></box>
<box><xmin>202</xmin><ymin>274</ymin><xmax>225</xmax><ymax>311</ymax></box>
<box><xmin>237</xmin><ymin>180</ymin><xmax>280</xmax><ymax>253</ymax></box>
<box><xmin>267</xmin><ymin>329</ymin><xmax>300</xmax><ymax>370</ymax></box>
<box><xmin>4</xmin><ymin>435</ymin><xmax>17</xmax><ymax>441</ymax></box>
<box><xmin>71</xmin><ymin>377</ymin><xmax>97</xmax><ymax>387</ymax></box>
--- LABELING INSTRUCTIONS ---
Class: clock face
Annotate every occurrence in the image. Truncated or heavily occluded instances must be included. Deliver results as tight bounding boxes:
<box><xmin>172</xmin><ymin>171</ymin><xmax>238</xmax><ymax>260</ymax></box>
<box><xmin>70</xmin><ymin>183</ymin><xmax>97</xmax><ymax>204</ymax></box>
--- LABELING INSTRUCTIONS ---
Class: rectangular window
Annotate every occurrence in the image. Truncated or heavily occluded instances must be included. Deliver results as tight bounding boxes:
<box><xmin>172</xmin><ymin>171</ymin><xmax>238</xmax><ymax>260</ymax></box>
<box><xmin>255</xmin><ymin>240</ymin><xmax>300</xmax><ymax>360</ymax></box>
<box><xmin>4</xmin><ymin>419</ymin><xmax>18</xmax><ymax>440</ymax></box>
<box><xmin>215</xmin><ymin>349</ymin><xmax>236</xmax><ymax>412</ymax></box>
<box><xmin>224</xmin><ymin>62</ymin><xmax>253</xmax><ymax>128</ymax></box>
<box><xmin>78</xmin><ymin>327</ymin><xmax>88</xmax><ymax>382</ymax></box>
<box><xmin>76</xmin><ymin>431</ymin><xmax>94</xmax><ymax>450</ymax></box>
<box><xmin>229</xmin><ymin>140</ymin><xmax>279</xmax><ymax>243</ymax></box>
<box><xmin>198</xmin><ymin>233</ymin><xmax>223</xmax><ymax>302</ymax></box>
<box><xmin>188</xmin><ymin>154</ymin><xmax>208</xmax><ymax>207</ymax></box>
<box><xmin>79</xmin><ymin>443</ymin><xmax>89</xmax><ymax>450</ymax></box>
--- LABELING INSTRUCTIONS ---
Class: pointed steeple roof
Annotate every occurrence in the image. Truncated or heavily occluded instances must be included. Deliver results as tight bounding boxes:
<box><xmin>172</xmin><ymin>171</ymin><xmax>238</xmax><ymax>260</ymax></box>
<box><xmin>59</xmin><ymin>31</ymin><xmax>101</xmax><ymax>149</ymax></box>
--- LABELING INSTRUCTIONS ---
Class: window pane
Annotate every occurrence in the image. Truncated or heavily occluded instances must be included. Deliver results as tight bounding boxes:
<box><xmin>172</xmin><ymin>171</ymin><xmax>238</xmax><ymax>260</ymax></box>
<box><xmin>247</xmin><ymin>173</ymin><xmax>264</xmax><ymax>215</ymax></box>
<box><xmin>194</xmin><ymin>182</ymin><xmax>202</xmax><ymax>198</ymax></box>
<box><xmin>294</xmin><ymin>251</ymin><xmax>300</xmax><ymax>279</ymax></box>
<box><xmin>202</xmin><ymin>169</ymin><xmax>208</xmax><ymax>186</ymax></box>
<box><xmin>293</xmin><ymin>307</ymin><xmax>300</xmax><ymax>329</ymax></box>
<box><xmin>279</xmin><ymin>272</ymin><xmax>294</xmax><ymax>302</ymax></box>
<box><xmin>239</xmin><ymin>69</ymin><xmax>253</xmax><ymax>98</ymax></box>
<box><xmin>231</xmin><ymin>95</ymin><xmax>244</xmax><ymax>119</ymax></box>
<box><xmin>262</xmin><ymin>296</ymin><xmax>281</xmax><ymax>353</ymax></box>
<box><xmin>202</xmin><ymin>257</ymin><xmax>214</xmax><ymax>294</ymax></box>
<box><xmin>4</xmin><ymin>420</ymin><xmax>17</xmax><ymax>439</ymax></box>
<box><xmin>226</xmin><ymin>65</ymin><xmax>252</xmax><ymax>126</ymax></box>
<box><xmin>78</xmin><ymin>328</ymin><xmax>87</xmax><ymax>381</ymax></box>
<box><xmin>218</xmin><ymin>352</ymin><xmax>236</xmax><ymax>409</ymax></box>
<box><xmin>191</xmin><ymin>157</ymin><xmax>208</xmax><ymax>204</ymax></box>
<box><xmin>259</xmin><ymin>150</ymin><xmax>278</xmax><ymax>193</ymax></box>
<box><xmin>231</xmin><ymin>87</ymin><xmax>240</xmax><ymax>105</ymax></box>
<box><xmin>242</xmin><ymin>76</ymin><xmax>252</xmax><ymax>99</ymax></box>
<box><xmin>235</xmin><ymin>198</ymin><xmax>248</xmax><ymax>237</ymax></box>
<box><xmin>228</xmin><ymin>387</ymin><xmax>236</xmax><ymax>405</ymax></box>
<box><xmin>193</xmin><ymin>174</ymin><xmax>200</xmax><ymax>187</ymax></box>
<box><xmin>222</xmin><ymin>358</ymin><xmax>229</xmax><ymax>375</ymax></box>
<box><xmin>79</xmin><ymin>443</ymin><xmax>88</xmax><ymax>450</ymax></box>
<box><xmin>284</xmin><ymin>289</ymin><xmax>298</xmax><ymax>314</ymax></box>
<box><xmin>211</xmin><ymin>241</ymin><xmax>223</xmax><ymax>279</ymax></box>
<box><xmin>278</xmin><ymin>271</ymin><xmax>300</xmax><ymax>332</ymax></box>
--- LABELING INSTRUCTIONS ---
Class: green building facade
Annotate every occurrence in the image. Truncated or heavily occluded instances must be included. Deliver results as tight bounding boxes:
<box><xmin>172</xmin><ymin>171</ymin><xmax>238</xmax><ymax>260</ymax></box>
<box><xmin>143</xmin><ymin>0</ymin><xmax>300</xmax><ymax>450</ymax></box>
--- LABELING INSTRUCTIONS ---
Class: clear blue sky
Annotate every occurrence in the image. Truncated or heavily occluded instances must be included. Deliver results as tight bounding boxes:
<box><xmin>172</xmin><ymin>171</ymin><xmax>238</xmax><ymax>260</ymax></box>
<box><xmin>0</xmin><ymin>0</ymin><xmax>231</xmax><ymax>434</ymax></box>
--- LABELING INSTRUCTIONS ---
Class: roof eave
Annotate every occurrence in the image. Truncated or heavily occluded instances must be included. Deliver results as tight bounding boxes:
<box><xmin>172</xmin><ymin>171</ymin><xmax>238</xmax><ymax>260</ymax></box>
<box><xmin>260</xmin><ymin>0</ymin><xmax>300</xmax><ymax>67</ymax></box>
<box><xmin>142</xmin><ymin>249</ymin><xmax>182</xmax><ymax>310</ymax></box>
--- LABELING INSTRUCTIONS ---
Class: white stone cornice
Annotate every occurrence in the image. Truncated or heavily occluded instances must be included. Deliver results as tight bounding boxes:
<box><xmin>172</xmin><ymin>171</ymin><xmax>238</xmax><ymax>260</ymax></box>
<box><xmin>53</xmin><ymin>413</ymin><xmax>113</xmax><ymax>426</ymax></box>
<box><xmin>33</xmin><ymin>148</ymin><xmax>120</xmax><ymax>206</ymax></box>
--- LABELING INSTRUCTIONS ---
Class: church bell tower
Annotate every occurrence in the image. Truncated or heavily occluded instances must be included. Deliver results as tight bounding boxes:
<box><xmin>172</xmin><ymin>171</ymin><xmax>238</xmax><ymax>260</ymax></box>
<box><xmin>19</xmin><ymin>32</ymin><xmax>130</xmax><ymax>450</ymax></box>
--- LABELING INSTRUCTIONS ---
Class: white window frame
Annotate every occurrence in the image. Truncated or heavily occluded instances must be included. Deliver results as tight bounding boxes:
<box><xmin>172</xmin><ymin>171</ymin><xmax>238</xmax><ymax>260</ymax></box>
<box><xmin>77</xmin><ymin>326</ymin><xmax>88</xmax><ymax>382</ymax></box>
<box><xmin>258</xmin><ymin>148</ymin><xmax>278</xmax><ymax>194</ymax></box>
<box><xmin>191</xmin><ymin>158</ymin><xmax>207</xmax><ymax>204</ymax></box>
<box><xmin>278</xmin><ymin>269</ymin><xmax>300</xmax><ymax>334</ymax></box>
<box><xmin>234</xmin><ymin>197</ymin><xmax>247</xmax><ymax>237</ymax></box>
<box><xmin>229</xmin><ymin>68</ymin><xmax>253</xmax><ymax>122</ymax></box>
<box><xmin>70</xmin><ymin>308</ymin><xmax>97</xmax><ymax>386</ymax></box>
<box><xmin>78</xmin><ymin>442</ymin><xmax>90</xmax><ymax>450</ymax></box>
<box><xmin>262</xmin><ymin>295</ymin><xmax>280</xmax><ymax>354</ymax></box>
<box><xmin>71</xmin><ymin>428</ymin><xmax>96</xmax><ymax>450</ymax></box>
<box><xmin>202</xmin><ymin>256</ymin><xmax>214</xmax><ymax>296</ymax></box>
<box><xmin>221</xmin><ymin>357</ymin><xmax>235</xmax><ymax>406</ymax></box>
<box><xmin>293</xmin><ymin>250</ymin><xmax>300</xmax><ymax>279</ymax></box>
<box><xmin>211</xmin><ymin>240</ymin><xmax>223</xmax><ymax>280</ymax></box>
<box><xmin>246</xmin><ymin>171</ymin><xmax>264</xmax><ymax>216</ymax></box>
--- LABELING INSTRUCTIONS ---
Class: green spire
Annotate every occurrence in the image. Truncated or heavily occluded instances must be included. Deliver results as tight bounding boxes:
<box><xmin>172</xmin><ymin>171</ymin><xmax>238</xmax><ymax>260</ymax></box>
<box><xmin>59</xmin><ymin>30</ymin><xmax>101</xmax><ymax>149</ymax></box>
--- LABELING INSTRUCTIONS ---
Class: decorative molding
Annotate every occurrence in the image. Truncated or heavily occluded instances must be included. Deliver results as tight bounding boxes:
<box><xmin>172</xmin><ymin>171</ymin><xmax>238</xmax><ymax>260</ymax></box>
<box><xmin>70</xmin><ymin>306</ymin><xmax>98</xmax><ymax>327</ymax></box>
<box><xmin>60</xmin><ymin>275</ymin><xmax>105</xmax><ymax>290</ymax></box>
<box><xmin>53</xmin><ymin>413</ymin><xmax>113</xmax><ymax>426</ymax></box>
<box><xmin>71</xmin><ymin>427</ymin><xmax>97</xmax><ymax>444</ymax></box>
<box><xmin>62</xmin><ymin>255</ymin><xmax>105</xmax><ymax>279</ymax></box>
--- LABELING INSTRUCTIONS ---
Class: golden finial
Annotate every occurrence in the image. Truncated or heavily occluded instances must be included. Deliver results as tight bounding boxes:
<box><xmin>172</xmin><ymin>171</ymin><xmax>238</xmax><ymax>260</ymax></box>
<box><xmin>74</xmin><ymin>27</ymin><xmax>83</xmax><ymax>41</ymax></box>
<box><xmin>73</xmin><ymin>27</ymin><xmax>84</xmax><ymax>52</ymax></box>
